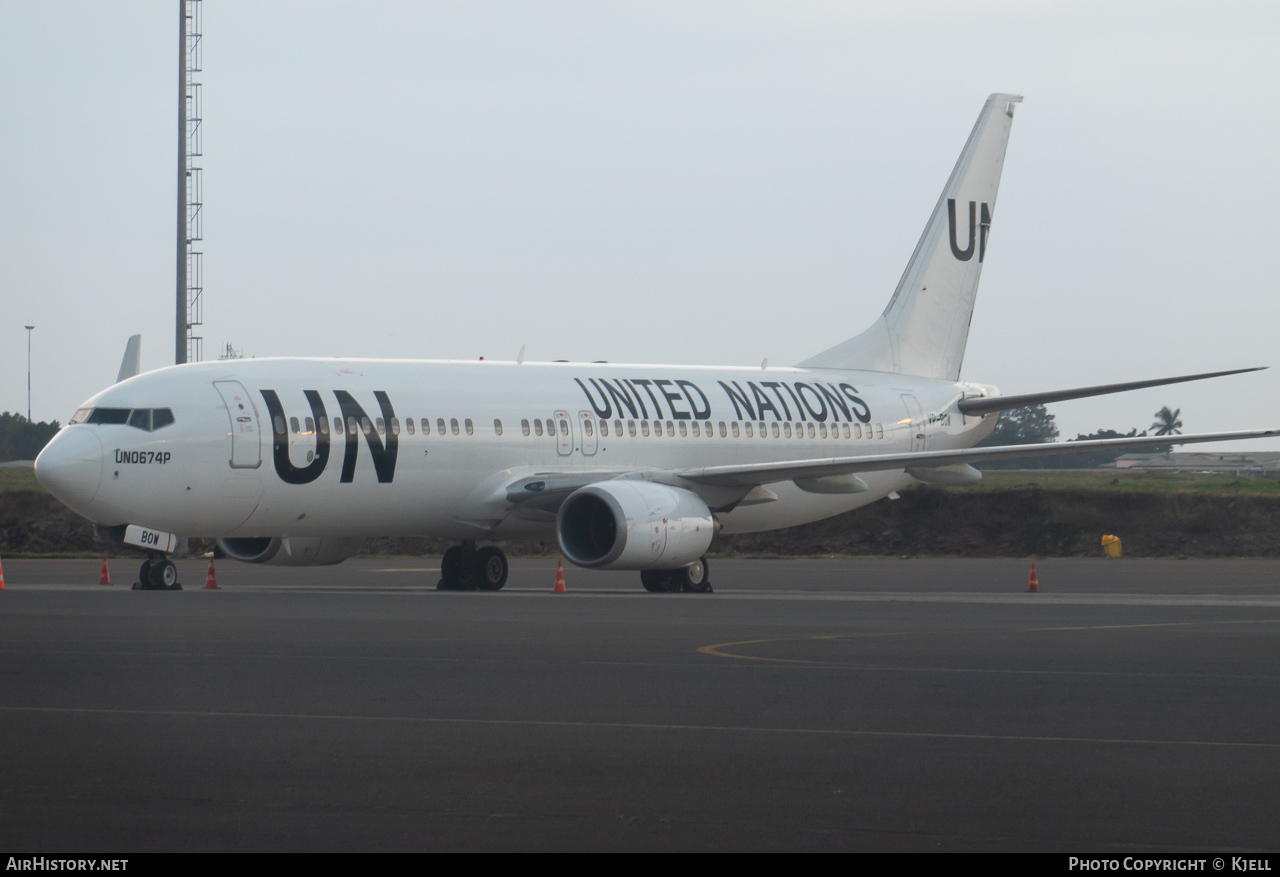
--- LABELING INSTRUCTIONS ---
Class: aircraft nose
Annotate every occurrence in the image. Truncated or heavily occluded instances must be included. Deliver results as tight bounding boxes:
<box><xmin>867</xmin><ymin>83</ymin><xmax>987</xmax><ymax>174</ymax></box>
<box><xmin>35</xmin><ymin>428</ymin><xmax>104</xmax><ymax>511</ymax></box>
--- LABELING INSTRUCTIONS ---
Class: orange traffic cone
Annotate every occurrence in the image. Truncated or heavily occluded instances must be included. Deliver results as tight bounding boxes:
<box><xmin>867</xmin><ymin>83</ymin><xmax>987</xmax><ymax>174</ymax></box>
<box><xmin>0</xmin><ymin>552</ymin><xmax>6</xmax><ymax>590</ymax></box>
<box><xmin>1028</xmin><ymin>561</ymin><xmax>1039</xmax><ymax>593</ymax></box>
<box><xmin>204</xmin><ymin>554</ymin><xmax>220</xmax><ymax>590</ymax></box>
<box><xmin>99</xmin><ymin>555</ymin><xmax>111</xmax><ymax>586</ymax></box>
<box><xmin>552</xmin><ymin>557</ymin><xmax>567</xmax><ymax>593</ymax></box>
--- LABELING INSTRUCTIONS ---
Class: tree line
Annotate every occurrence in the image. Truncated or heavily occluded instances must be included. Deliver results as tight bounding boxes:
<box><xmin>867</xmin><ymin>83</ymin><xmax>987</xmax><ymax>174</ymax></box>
<box><xmin>975</xmin><ymin>404</ymin><xmax>1181</xmax><ymax>469</ymax></box>
<box><xmin>0</xmin><ymin>412</ymin><xmax>62</xmax><ymax>463</ymax></box>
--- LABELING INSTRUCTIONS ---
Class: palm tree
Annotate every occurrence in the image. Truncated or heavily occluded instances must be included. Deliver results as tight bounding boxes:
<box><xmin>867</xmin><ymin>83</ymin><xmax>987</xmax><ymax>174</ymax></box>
<box><xmin>1151</xmin><ymin>406</ymin><xmax>1183</xmax><ymax>436</ymax></box>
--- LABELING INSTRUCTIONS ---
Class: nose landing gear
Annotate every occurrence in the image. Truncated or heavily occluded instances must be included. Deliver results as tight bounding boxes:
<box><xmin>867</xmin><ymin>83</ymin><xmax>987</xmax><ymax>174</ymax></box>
<box><xmin>437</xmin><ymin>542</ymin><xmax>508</xmax><ymax>591</ymax></box>
<box><xmin>133</xmin><ymin>555</ymin><xmax>183</xmax><ymax>590</ymax></box>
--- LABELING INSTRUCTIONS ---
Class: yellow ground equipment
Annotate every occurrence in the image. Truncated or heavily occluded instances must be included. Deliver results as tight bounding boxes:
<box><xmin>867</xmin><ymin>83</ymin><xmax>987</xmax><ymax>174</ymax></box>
<box><xmin>1101</xmin><ymin>534</ymin><xmax>1122</xmax><ymax>558</ymax></box>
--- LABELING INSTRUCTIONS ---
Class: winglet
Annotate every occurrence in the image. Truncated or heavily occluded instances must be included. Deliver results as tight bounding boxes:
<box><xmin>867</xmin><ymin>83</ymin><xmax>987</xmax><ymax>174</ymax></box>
<box><xmin>957</xmin><ymin>367</ymin><xmax>1268</xmax><ymax>417</ymax></box>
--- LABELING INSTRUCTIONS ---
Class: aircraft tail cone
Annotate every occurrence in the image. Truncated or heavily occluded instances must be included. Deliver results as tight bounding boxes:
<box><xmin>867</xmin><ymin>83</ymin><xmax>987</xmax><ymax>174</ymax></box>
<box><xmin>0</xmin><ymin>552</ymin><xmax>6</xmax><ymax>590</ymax></box>
<box><xmin>99</xmin><ymin>555</ymin><xmax>111</xmax><ymax>586</ymax></box>
<box><xmin>1028</xmin><ymin>562</ymin><xmax>1039</xmax><ymax>593</ymax></box>
<box><xmin>553</xmin><ymin>557</ymin><xmax>566</xmax><ymax>594</ymax></box>
<box><xmin>204</xmin><ymin>554</ymin><xmax>220</xmax><ymax>590</ymax></box>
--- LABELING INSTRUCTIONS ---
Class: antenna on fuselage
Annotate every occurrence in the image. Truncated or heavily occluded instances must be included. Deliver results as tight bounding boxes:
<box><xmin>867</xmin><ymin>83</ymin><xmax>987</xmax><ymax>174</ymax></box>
<box><xmin>517</xmin><ymin>344</ymin><xmax>526</xmax><ymax>365</ymax></box>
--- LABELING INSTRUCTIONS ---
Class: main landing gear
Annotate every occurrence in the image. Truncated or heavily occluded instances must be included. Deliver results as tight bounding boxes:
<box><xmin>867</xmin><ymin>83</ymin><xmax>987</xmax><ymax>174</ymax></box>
<box><xmin>640</xmin><ymin>556</ymin><xmax>713</xmax><ymax>594</ymax></box>
<box><xmin>437</xmin><ymin>541</ymin><xmax>508</xmax><ymax>591</ymax></box>
<box><xmin>134</xmin><ymin>553</ymin><xmax>182</xmax><ymax>591</ymax></box>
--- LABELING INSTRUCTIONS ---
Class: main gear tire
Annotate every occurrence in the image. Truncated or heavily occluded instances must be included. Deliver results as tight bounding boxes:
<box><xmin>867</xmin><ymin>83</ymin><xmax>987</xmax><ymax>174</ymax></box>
<box><xmin>678</xmin><ymin>557</ymin><xmax>712</xmax><ymax>593</ymax></box>
<box><xmin>640</xmin><ymin>569</ymin><xmax>680</xmax><ymax>593</ymax></box>
<box><xmin>476</xmin><ymin>546</ymin><xmax>508</xmax><ymax>591</ymax></box>
<box><xmin>439</xmin><ymin>546</ymin><xmax>465</xmax><ymax>590</ymax></box>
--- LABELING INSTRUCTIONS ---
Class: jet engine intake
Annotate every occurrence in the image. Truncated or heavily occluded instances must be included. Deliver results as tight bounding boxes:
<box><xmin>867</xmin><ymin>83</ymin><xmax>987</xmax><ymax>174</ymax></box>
<box><xmin>557</xmin><ymin>481</ymin><xmax>714</xmax><ymax>570</ymax></box>
<box><xmin>215</xmin><ymin>536</ymin><xmax>363</xmax><ymax>566</ymax></box>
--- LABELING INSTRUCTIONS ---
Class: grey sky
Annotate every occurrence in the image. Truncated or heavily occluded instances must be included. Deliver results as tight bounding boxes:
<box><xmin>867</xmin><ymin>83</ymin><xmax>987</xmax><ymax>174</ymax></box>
<box><xmin>3</xmin><ymin>1</ymin><xmax>1278</xmax><ymax>449</ymax></box>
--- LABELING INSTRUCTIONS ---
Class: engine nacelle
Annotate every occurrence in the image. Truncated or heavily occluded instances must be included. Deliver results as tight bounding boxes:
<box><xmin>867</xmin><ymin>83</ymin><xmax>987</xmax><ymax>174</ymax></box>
<box><xmin>557</xmin><ymin>481</ymin><xmax>714</xmax><ymax>570</ymax></box>
<box><xmin>215</xmin><ymin>536</ymin><xmax>363</xmax><ymax>566</ymax></box>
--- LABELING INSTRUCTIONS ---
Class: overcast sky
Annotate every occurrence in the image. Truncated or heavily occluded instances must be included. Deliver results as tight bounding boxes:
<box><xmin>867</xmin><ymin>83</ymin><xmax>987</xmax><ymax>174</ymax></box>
<box><xmin>2</xmin><ymin>1</ymin><xmax>1279</xmax><ymax>448</ymax></box>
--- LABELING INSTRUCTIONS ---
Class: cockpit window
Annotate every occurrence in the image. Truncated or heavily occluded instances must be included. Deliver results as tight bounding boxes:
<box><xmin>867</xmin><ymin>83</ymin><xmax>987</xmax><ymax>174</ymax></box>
<box><xmin>86</xmin><ymin>408</ymin><xmax>130</xmax><ymax>425</ymax></box>
<box><xmin>81</xmin><ymin>407</ymin><xmax>176</xmax><ymax>431</ymax></box>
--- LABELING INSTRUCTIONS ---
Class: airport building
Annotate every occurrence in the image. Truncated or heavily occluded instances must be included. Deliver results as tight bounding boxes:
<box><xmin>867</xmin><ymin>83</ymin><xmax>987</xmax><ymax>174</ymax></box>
<box><xmin>1111</xmin><ymin>451</ymin><xmax>1280</xmax><ymax>477</ymax></box>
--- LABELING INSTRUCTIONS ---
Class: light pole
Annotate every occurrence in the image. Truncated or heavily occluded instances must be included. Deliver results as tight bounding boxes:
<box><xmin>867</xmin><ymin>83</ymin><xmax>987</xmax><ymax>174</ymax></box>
<box><xmin>24</xmin><ymin>324</ymin><xmax>34</xmax><ymax>422</ymax></box>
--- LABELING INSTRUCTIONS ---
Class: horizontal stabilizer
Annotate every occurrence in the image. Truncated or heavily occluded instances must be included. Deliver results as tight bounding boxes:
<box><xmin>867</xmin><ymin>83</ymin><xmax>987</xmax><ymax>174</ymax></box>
<box><xmin>957</xmin><ymin>367</ymin><xmax>1266</xmax><ymax>417</ymax></box>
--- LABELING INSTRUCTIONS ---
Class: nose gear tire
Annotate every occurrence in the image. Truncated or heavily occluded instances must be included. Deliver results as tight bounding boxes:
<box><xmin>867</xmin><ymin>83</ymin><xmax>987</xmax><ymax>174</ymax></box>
<box><xmin>147</xmin><ymin>559</ymin><xmax>181</xmax><ymax>591</ymax></box>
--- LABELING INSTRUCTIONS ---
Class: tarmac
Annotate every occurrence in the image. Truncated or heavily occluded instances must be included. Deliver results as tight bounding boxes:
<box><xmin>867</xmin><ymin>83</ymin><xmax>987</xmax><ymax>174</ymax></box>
<box><xmin>1</xmin><ymin>556</ymin><xmax>1278</xmax><ymax>852</ymax></box>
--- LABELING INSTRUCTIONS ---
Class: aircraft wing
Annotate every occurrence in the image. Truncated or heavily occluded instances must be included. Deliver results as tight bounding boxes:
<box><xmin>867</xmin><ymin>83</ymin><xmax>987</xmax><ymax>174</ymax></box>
<box><xmin>499</xmin><ymin>428</ymin><xmax>1280</xmax><ymax>514</ymax></box>
<box><xmin>675</xmin><ymin>428</ymin><xmax>1280</xmax><ymax>488</ymax></box>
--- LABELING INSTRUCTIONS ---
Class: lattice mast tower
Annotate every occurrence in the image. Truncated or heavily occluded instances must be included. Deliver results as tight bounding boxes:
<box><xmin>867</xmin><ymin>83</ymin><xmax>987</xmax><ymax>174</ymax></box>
<box><xmin>175</xmin><ymin>0</ymin><xmax>203</xmax><ymax>364</ymax></box>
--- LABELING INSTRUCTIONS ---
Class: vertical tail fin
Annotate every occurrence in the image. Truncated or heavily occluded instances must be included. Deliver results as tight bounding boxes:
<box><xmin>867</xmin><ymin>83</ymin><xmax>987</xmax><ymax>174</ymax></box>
<box><xmin>799</xmin><ymin>93</ymin><xmax>1021</xmax><ymax>380</ymax></box>
<box><xmin>116</xmin><ymin>335</ymin><xmax>142</xmax><ymax>383</ymax></box>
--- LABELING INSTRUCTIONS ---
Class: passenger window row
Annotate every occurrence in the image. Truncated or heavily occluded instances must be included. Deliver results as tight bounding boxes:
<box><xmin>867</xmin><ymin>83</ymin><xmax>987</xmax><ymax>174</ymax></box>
<box><xmin>276</xmin><ymin>415</ymin><xmax>487</xmax><ymax>438</ymax></box>
<box><xmin>506</xmin><ymin>418</ymin><xmax>886</xmax><ymax>440</ymax></box>
<box><xmin>517</xmin><ymin>418</ymin><xmax>884</xmax><ymax>440</ymax></box>
<box><xmin>520</xmin><ymin>418</ymin><xmax>569</xmax><ymax>437</ymax></box>
<box><xmin>272</xmin><ymin>412</ymin><xmax>887</xmax><ymax>442</ymax></box>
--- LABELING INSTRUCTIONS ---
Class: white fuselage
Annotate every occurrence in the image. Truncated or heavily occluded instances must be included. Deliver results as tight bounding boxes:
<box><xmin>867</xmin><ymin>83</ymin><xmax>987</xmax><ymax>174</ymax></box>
<box><xmin>38</xmin><ymin>358</ymin><xmax>998</xmax><ymax>541</ymax></box>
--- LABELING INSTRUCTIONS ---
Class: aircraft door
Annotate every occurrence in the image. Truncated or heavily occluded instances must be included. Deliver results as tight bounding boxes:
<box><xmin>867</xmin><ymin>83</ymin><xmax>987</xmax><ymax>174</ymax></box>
<box><xmin>554</xmin><ymin>410</ymin><xmax>573</xmax><ymax>456</ymax></box>
<box><xmin>214</xmin><ymin>381</ymin><xmax>263</xmax><ymax>468</ymax></box>
<box><xmin>578</xmin><ymin>411</ymin><xmax>598</xmax><ymax>456</ymax></box>
<box><xmin>901</xmin><ymin>394</ymin><xmax>926</xmax><ymax>452</ymax></box>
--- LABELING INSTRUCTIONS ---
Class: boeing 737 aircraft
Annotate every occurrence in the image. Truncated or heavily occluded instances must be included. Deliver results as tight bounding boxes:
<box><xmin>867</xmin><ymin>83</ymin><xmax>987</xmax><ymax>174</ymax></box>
<box><xmin>34</xmin><ymin>94</ymin><xmax>1277</xmax><ymax>591</ymax></box>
